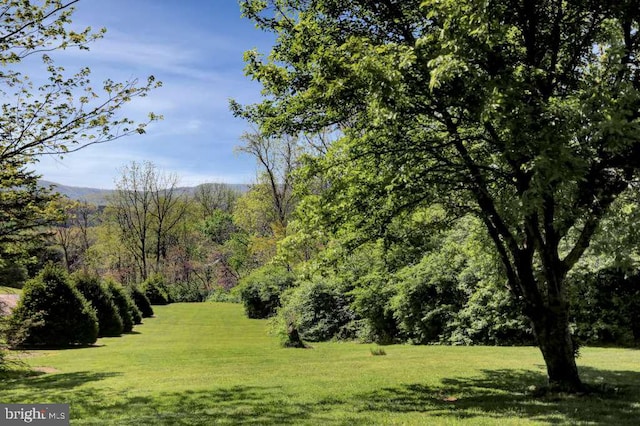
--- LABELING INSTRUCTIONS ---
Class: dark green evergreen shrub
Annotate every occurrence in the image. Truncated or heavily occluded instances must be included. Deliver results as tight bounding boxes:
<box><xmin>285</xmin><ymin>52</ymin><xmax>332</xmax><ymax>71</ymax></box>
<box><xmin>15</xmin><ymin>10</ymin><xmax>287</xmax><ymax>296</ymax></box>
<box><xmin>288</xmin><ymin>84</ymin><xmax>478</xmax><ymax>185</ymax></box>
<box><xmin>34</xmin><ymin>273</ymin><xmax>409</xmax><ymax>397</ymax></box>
<box><xmin>72</xmin><ymin>273</ymin><xmax>123</xmax><ymax>337</ymax></box>
<box><xmin>105</xmin><ymin>279</ymin><xmax>137</xmax><ymax>332</ymax></box>
<box><xmin>6</xmin><ymin>265</ymin><xmax>98</xmax><ymax>347</ymax></box>
<box><xmin>129</xmin><ymin>286</ymin><xmax>154</xmax><ymax>317</ymax></box>
<box><xmin>142</xmin><ymin>274</ymin><xmax>170</xmax><ymax>305</ymax></box>
<box><xmin>130</xmin><ymin>301</ymin><xmax>142</xmax><ymax>325</ymax></box>
<box><xmin>238</xmin><ymin>265</ymin><xmax>295</xmax><ymax>319</ymax></box>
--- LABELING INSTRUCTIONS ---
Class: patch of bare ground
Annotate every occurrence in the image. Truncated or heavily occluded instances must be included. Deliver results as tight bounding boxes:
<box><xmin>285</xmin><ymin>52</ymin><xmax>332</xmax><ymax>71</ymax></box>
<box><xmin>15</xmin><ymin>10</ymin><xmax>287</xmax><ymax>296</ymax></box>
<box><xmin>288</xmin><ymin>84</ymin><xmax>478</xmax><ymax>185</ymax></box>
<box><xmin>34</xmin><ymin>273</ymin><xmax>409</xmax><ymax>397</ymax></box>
<box><xmin>31</xmin><ymin>366</ymin><xmax>61</xmax><ymax>374</ymax></box>
<box><xmin>0</xmin><ymin>294</ymin><xmax>19</xmax><ymax>315</ymax></box>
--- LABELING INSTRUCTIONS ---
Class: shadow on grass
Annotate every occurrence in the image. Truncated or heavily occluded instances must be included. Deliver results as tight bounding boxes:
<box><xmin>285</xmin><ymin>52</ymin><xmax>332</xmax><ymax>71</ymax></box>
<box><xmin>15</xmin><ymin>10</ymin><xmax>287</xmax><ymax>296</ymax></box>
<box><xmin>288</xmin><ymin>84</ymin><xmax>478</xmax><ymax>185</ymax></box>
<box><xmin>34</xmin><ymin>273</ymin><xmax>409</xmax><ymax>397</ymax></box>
<box><xmin>0</xmin><ymin>371</ymin><xmax>122</xmax><ymax>392</ymax></box>
<box><xmin>352</xmin><ymin>367</ymin><xmax>640</xmax><ymax>425</ymax></box>
<box><xmin>0</xmin><ymin>367</ymin><xmax>637</xmax><ymax>424</ymax></box>
<box><xmin>0</xmin><ymin>375</ymin><xmax>322</xmax><ymax>425</ymax></box>
<box><xmin>8</xmin><ymin>344</ymin><xmax>105</xmax><ymax>351</ymax></box>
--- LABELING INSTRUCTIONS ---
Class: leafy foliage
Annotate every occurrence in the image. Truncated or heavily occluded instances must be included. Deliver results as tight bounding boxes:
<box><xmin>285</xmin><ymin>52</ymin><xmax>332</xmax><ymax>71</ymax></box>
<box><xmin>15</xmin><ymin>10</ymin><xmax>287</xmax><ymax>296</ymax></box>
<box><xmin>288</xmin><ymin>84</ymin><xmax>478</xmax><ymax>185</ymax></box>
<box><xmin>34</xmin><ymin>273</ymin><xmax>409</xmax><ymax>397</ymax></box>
<box><xmin>238</xmin><ymin>264</ymin><xmax>295</xmax><ymax>319</ymax></box>
<box><xmin>391</xmin><ymin>257</ymin><xmax>465</xmax><ymax>345</ymax></box>
<box><xmin>569</xmin><ymin>267</ymin><xmax>640</xmax><ymax>346</ymax></box>
<box><xmin>448</xmin><ymin>280</ymin><xmax>533</xmax><ymax>346</ymax></box>
<box><xmin>0</xmin><ymin>169</ymin><xmax>60</xmax><ymax>249</ymax></box>
<box><xmin>349</xmin><ymin>270</ymin><xmax>398</xmax><ymax>344</ymax></box>
<box><xmin>276</xmin><ymin>276</ymin><xmax>356</xmax><ymax>342</ymax></box>
<box><xmin>203</xmin><ymin>210</ymin><xmax>238</xmax><ymax>245</ymax></box>
<box><xmin>0</xmin><ymin>255</ymin><xmax>28</xmax><ymax>289</ymax></box>
<box><xmin>207</xmin><ymin>286</ymin><xmax>241</xmax><ymax>303</ymax></box>
<box><xmin>168</xmin><ymin>281</ymin><xmax>208</xmax><ymax>303</ymax></box>
<box><xmin>6</xmin><ymin>265</ymin><xmax>98</xmax><ymax>347</ymax></box>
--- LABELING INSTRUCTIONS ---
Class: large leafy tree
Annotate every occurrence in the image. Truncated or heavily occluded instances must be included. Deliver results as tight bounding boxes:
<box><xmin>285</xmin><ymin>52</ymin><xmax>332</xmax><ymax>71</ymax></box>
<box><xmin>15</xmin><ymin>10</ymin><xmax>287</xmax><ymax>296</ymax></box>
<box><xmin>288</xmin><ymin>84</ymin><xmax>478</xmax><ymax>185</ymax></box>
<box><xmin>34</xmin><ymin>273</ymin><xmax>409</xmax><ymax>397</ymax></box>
<box><xmin>234</xmin><ymin>0</ymin><xmax>640</xmax><ymax>391</ymax></box>
<box><xmin>0</xmin><ymin>1</ymin><xmax>160</xmax><ymax>251</ymax></box>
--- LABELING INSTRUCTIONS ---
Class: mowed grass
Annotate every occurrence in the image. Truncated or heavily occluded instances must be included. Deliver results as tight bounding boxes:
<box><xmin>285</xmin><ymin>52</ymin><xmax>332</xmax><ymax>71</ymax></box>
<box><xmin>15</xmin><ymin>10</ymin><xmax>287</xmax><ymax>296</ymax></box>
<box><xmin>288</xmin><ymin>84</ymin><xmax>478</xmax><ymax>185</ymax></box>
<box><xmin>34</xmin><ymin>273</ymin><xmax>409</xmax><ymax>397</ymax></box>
<box><xmin>0</xmin><ymin>286</ymin><xmax>21</xmax><ymax>294</ymax></box>
<box><xmin>1</xmin><ymin>303</ymin><xmax>639</xmax><ymax>425</ymax></box>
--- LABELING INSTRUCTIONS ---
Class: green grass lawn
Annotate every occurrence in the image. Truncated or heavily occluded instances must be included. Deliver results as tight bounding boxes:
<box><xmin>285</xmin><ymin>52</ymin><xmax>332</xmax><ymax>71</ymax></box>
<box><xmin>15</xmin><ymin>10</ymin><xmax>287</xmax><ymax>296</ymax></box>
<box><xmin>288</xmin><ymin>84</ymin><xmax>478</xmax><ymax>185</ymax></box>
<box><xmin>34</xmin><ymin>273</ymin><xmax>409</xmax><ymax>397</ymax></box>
<box><xmin>0</xmin><ymin>286</ymin><xmax>21</xmax><ymax>294</ymax></box>
<box><xmin>1</xmin><ymin>303</ymin><xmax>639</xmax><ymax>425</ymax></box>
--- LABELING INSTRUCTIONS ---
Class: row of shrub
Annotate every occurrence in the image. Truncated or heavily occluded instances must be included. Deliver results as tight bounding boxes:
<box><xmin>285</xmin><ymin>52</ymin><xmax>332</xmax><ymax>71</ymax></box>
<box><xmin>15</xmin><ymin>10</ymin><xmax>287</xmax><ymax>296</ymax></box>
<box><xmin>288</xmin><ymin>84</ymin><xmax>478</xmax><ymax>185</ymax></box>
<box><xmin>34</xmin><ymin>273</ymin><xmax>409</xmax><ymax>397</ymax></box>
<box><xmin>236</xmin><ymin>262</ymin><xmax>640</xmax><ymax>348</ymax></box>
<box><xmin>3</xmin><ymin>266</ymin><xmax>158</xmax><ymax>348</ymax></box>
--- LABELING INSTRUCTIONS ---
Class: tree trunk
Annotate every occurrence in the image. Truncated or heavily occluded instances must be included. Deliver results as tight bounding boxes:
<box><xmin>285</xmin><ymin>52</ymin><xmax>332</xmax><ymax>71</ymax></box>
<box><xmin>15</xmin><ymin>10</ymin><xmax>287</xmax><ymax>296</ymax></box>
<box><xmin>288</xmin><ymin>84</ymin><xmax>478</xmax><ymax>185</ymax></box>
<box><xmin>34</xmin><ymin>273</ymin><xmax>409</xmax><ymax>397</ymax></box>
<box><xmin>529</xmin><ymin>304</ymin><xmax>583</xmax><ymax>392</ymax></box>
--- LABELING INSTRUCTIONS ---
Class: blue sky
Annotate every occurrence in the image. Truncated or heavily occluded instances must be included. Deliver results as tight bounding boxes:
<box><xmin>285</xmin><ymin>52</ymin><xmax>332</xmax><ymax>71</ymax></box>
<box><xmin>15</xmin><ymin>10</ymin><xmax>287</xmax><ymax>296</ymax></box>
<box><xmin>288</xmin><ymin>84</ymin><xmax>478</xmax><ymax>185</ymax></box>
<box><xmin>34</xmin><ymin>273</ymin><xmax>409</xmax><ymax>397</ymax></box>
<box><xmin>34</xmin><ymin>0</ymin><xmax>273</xmax><ymax>189</ymax></box>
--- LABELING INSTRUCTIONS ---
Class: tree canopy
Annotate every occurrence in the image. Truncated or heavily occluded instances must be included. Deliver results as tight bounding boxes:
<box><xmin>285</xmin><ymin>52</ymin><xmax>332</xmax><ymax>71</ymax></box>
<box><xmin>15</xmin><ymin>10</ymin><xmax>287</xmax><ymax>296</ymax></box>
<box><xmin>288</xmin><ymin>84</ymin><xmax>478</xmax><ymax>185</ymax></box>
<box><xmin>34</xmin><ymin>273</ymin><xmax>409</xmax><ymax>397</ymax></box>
<box><xmin>234</xmin><ymin>0</ymin><xmax>640</xmax><ymax>391</ymax></box>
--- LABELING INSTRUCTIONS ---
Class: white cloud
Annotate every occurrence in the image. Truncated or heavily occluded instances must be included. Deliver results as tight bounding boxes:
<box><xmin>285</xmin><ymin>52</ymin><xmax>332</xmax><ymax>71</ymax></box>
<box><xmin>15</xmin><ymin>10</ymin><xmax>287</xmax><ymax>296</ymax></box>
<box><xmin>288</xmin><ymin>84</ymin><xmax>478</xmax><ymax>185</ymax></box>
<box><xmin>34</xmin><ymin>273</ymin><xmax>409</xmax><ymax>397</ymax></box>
<box><xmin>26</xmin><ymin>0</ymin><xmax>270</xmax><ymax>189</ymax></box>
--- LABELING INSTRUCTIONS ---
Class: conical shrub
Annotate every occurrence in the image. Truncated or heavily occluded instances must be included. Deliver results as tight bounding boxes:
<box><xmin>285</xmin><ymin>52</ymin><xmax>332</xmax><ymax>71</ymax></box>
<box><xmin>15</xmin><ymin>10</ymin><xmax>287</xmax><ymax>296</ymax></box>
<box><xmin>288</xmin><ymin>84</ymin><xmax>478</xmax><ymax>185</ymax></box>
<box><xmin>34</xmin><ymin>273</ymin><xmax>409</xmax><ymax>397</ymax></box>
<box><xmin>142</xmin><ymin>274</ymin><xmax>170</xmax><ymax>305</ymax></box>
<box><xmin>72</xmin><ymin>273</ymin><xmax>123</xmax><ymax>337</ymax></box>
<box><xmin>130</xmin><ymin>286</ymin><xmax>154</xmax><ymax>318</ymax></box>
<box><xmin>105</xmin><ymin>278</ymin><xmax>137</xmax><ymax>332</ymax></box>
<box><xmin>7</xmin><ymin>265</ymin><xmax>98</xmax><ymax>347</ymax></box>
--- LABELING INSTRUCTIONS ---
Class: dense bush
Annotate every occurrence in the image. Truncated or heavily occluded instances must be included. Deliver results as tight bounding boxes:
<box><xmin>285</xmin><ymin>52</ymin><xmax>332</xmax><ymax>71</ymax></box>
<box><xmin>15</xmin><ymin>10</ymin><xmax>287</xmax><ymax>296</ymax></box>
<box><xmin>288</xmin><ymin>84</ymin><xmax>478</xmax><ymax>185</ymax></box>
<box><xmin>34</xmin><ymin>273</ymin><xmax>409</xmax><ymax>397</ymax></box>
<box><xmin>142</xmin><ymin>274</ymin><xmax>170</xmax><ymax>305</ymax></box>
<box><xmin>569</xmin><ymin>267</ymin><xmax>640</xmax><ymax>346</ymax></box>
<box><xmin>350</xmin><ymin>272</ymin><xmax>399</xmax><ymax>343</ymax></box>
<box><xmin>72</xmin><ymin>273</ymin><xmax>123</xmax><ymax>337</ymax></box>
<box><xmin>207</xmin><ymin>286</ymin><xmax>241</xmax><ymax>303</ymax></box>
<box><xmin>447</xmin><ymin>280</ymin><xmax>533</xmax><ymax>345</ymax></box>
<box><xmin>391</xmin><ymin>263</ymin><xmax>464</xmax><ymax>345</ymax></box>
<box><xmin>168</xmin><ymin>281</ymin><xmax>208</xmax><ymax>302</ymax></box>
<box><xmin>277</xmin><ymin>277</ymin><xmax>357</xmax><ymax>342</ymax></box>
<box><xmin>129</xmin><ymin>286</ymin><xmax>154</xmax><ymax>317</ymax></box>
<box><xmin>268</xmin><ymin>215</ymin><xmax>541</xmax><ymax>347</ymax></box>
<box><xmin>238</xmin><ymin>264</ymin><xmax>295</xmax><ymax>319</ymax></box>
<box><xmin>6</xmin><ymin>266</ymin><xmax>98</xmax><ymax>347</ymax></box>
<box><xmin>105</xmin><ymin>279</ymin><xmax>139</xmax><ymax>332</ymax></box>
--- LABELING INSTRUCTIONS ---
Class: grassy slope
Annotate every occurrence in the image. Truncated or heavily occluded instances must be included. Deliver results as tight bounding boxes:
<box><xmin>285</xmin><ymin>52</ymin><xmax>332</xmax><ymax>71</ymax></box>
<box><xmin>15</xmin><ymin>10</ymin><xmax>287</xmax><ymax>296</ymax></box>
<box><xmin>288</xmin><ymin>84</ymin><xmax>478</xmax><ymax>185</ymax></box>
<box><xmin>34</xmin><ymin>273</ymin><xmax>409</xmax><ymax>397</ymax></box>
<box><xmin>1</xmin><ymin>303</ymin><xmax>639</xmax><ymax>425</ymax></box>
<box><xmin>0</xmin><ymin>286</ymin><xmax>21</xmax><ymax>294</ymax></box>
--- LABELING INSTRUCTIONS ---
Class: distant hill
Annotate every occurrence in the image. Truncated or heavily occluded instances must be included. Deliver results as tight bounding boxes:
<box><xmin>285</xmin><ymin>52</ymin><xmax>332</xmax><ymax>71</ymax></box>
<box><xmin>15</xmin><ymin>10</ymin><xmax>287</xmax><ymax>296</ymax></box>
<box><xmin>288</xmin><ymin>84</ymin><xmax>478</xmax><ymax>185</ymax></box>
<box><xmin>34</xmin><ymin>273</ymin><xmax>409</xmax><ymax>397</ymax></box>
<box><xmin>39</xmin><ymin>180</ymin><xmax>250</xmax><ymax>206</ymax></box>
<box><xmin>39</xmin><ymin>180</ymin><xmax>115</xmax><ymax>205</ymax></box>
